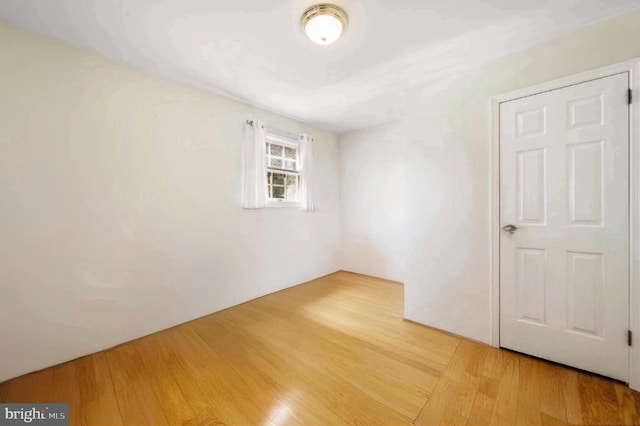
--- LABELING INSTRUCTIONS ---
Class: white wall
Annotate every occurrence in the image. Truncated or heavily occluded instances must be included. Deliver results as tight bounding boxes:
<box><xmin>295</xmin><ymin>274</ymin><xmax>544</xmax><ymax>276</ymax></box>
<box><xmin>0</xmin><ymin>23</ymin><xmax>341</xmax><ymax>383</ymax></box>
<box><xmin>339</xmin><ymin>125</ymin><xmax>407</xmax><ymax>282</ymax></box>
<box><xmin>339</xmin><ymin>9</ymin><xmax>640</xmax><ymax>343</ymax></box>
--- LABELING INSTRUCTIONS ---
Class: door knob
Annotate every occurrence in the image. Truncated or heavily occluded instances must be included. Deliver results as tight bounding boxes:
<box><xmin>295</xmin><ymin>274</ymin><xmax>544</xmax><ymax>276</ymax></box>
<box><xmin>502</xmin><ymin>224</ymin><xmax>518</xmax><ymax>234</ymax></box>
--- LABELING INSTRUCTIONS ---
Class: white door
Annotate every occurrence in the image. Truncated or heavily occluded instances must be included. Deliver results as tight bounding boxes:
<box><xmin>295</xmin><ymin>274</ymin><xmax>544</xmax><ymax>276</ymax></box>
<box><xmin>500</xmin><ymin>73</ymin><xmax>630</xmax><ymax>381</ymax></box>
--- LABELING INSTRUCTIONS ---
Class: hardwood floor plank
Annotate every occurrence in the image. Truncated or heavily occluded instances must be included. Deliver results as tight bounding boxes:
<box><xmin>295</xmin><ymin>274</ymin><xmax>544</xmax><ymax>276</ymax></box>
<box><xmin>577</xmin><ymin>374</ymin><xmax>624</xmax><ymax>425</ymax></box>
<box><xmin>538</xmin><ymin>365</ymin><xmax>568</xmax><ymax>423</ymax></box>
<box><xmin>52</xmin><ymin>361</ymin><xmax>84</xmax><ymax>426</ymax></box>
<box><xmin>0</xmin><ymin>271</ymin><xmax>638</xmax><ymax>425</ymax></box>
<box><xmin>106</xmin><ymin>346</ymin><xmax>164</xmax><ymax>426</ymax></box>
<box><xmin>467</xmin><ymin>376</ymin><xmax>498</xmax><ymax>425</ymax></box>
<box><xmin>515</xmin><ymin>400</ymin><xmax>542</xmax><ymax>426</ymax></box>
<box><xmin>517</xmin><ymin>356</ymin><xmax>542</xmax><ymax>409</ymax></box>
<box><xmin>540</xmin><ymin>412</ymin><xmax>570</xmax><ymax>426</ymax></box>
<box><xmin>480</xmin><ymin>347</ymin><xmax>501</xmax><ymax>380</ymax></box>
<box><xmin>75</xmin><ymin>354</ymin><xmax>123</xmax><ymax>426</ymax></box>
<box><xmin>557</xmin><ymin>368</ymin><xmax>583</xmax><ymax>425</ymax></box>
<box><xmin>5</xmin><ymin>368</ymin><xmax>54</xmax><ymax>404</ymax></box>
<box><xmin>615</xmin><ymin>385</ymin><xmax>640</xmax><ymax>425</ymax></box>
<box><xmin>489</xmin><ymin>350</ymin><xmax>520</xmax><ymax>426</ymax></box>
<box><xmin>414</xmin><ymin>376</ymin><xmax>458</xmax><ymax>426</ymax></box>
<box><xmin>0</xmin><ymin>381</ymin><xmax>9</xmax><ymax>403</ymax></box>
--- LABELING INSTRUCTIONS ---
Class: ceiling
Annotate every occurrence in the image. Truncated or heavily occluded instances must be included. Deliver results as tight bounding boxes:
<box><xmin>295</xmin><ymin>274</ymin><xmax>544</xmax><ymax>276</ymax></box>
<box><xmin>0</xmin><ymin>0</ymin><xmax>639</xmax><ymax>133</ymax></box>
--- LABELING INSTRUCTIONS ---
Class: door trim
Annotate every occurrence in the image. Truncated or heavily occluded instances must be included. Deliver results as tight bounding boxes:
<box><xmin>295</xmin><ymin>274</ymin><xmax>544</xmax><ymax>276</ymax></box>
<box><xmin>489</xmin><ymin>58</ymin><xmax>640</xmax><ymax>389</ymax></box>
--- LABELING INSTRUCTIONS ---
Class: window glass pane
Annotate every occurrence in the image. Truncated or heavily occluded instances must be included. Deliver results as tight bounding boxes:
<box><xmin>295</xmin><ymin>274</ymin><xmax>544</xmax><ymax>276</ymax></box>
<box><xmin>285</xmin><ymin>147</ymin><xmax>297</xmax><ymax>159</ymax></box>
<box><xmin>272</xmin><ymin>173</ymin><xmax>285</xmax><ymax>185</ymax></box>
<box><xmin>286</xmin><ymin>186</ymin><xmax>298</xmax><ymax>200</ymax></box>
<box><xmin>272</xmin><ymin>186</ymin><xmax>285</xmax><ymax>199</ymax></box>
<box><xmin>286</xmin><ymin>175</ymin><xmax>297</xmax><ymax>186</ymax></box>
<box><xmin>270</xmin><ymin>144</ymin><xmax>283</xmax><ymax>156</ymax></box>
<box><xmin>270</xmin><ymin>158</ymin><xmax>283</xmax><ymax>169</ymax></box>
<box><xmin>284</xmin><ymin>160</ymin><xmax>296</xmax><ymax>171</ymax></box>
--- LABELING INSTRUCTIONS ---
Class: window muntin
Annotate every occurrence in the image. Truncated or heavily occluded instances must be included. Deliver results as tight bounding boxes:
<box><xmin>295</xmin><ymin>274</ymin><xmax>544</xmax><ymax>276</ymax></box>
<box><xmin>267</xmin><ymin>172</ymin><xmax>299</xmax><ymax>200</ymax></box>
<box><xmin>267</xmin><ymin>143</ymin><xmax>298</xmax><ymax>172</ymax></box>
<box><xmin>266</xmin><ymin>135</ymin><xmax>300</xmax><ymax>203</ymax></box>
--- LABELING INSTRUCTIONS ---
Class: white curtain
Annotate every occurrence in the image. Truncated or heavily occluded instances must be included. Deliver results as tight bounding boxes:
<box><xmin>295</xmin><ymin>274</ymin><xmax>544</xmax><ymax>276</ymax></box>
<box><xmin>241</xmin><ymin>119</ymin><xmax>267</xmax><ymax>209</ymax></box>
<box><xmin>299</xmin><ymin>133</ymin><xmax>319</xmax><ymax>212</ymax></box>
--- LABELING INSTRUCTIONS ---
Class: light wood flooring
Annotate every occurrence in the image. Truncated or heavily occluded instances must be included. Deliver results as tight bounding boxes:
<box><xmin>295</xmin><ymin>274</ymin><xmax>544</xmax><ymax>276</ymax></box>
<box><xmin>0</xmin><ymin>271</ymin><xmax>638</xmax><ymax>425</ymax></box>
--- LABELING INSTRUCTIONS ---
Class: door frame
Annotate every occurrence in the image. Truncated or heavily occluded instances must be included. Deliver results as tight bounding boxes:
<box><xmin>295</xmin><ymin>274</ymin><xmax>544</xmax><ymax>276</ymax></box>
<box><xmin>489</xmin><ymin>58</ymin><xmax>640</xmax><ymax>389</ymax></box>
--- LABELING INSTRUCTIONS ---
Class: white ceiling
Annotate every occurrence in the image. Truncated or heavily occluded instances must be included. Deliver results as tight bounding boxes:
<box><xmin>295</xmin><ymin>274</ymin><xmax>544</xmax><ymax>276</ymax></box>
<box><xmin>1</xmin><ymin>0</ymin><xmax>639</xmax><ymax>133</ymax></box>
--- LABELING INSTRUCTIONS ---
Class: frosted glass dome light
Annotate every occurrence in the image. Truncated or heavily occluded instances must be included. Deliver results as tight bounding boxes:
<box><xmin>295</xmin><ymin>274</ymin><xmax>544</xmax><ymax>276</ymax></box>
<box><xmin>301</xmin><ymin>4</ymin><xmax>348</xmax><ymax>46</ymax></box>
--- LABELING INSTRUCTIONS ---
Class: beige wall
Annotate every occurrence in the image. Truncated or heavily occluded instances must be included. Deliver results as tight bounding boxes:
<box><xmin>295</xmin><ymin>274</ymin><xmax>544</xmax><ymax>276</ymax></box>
<box><xmin>0</xmin><ymin>22</ymin><xmax>342</xmax><ymax>382</ymax></box>
<box><xmin>339</xmin><ymin>9</ymin><xmax>640</xmax><ymax>343</ymax></box>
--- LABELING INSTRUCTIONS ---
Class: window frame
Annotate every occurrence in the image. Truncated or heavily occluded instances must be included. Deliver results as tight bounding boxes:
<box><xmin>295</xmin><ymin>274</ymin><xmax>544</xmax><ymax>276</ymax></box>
<box><xmin>265</xmin><ymin>131</ymin><xmax>302</xmax><ymax>208</ymax></box>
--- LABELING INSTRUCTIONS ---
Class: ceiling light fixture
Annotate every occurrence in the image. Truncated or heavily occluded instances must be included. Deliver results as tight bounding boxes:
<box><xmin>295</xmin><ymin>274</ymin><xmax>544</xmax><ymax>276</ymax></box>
<box><xmin>301</xmin><ymin>4</ymin><xmax>348</xmax><ymax>46</ymax></box>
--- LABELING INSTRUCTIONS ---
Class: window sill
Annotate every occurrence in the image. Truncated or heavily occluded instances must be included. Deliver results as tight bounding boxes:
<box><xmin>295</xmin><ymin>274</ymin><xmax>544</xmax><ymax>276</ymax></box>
<box><xmin>266</xmin><ymin>200</ymin><xmax>303</xmax><ymax>209</ymax></box>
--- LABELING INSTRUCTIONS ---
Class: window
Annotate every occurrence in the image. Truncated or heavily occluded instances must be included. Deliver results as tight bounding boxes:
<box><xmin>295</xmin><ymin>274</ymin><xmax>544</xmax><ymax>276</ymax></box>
<box><xmin>265</xmin><ymin>132</ymin><xmax>301</xmax><ymax>206</ymax></box>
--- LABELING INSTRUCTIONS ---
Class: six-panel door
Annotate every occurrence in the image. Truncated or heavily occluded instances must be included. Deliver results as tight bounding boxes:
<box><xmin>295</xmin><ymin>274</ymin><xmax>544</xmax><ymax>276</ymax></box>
<box><xmin>500</xmin><ymin>73</ymin><xmax>630</xmax><ymax>381</ymax></box>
